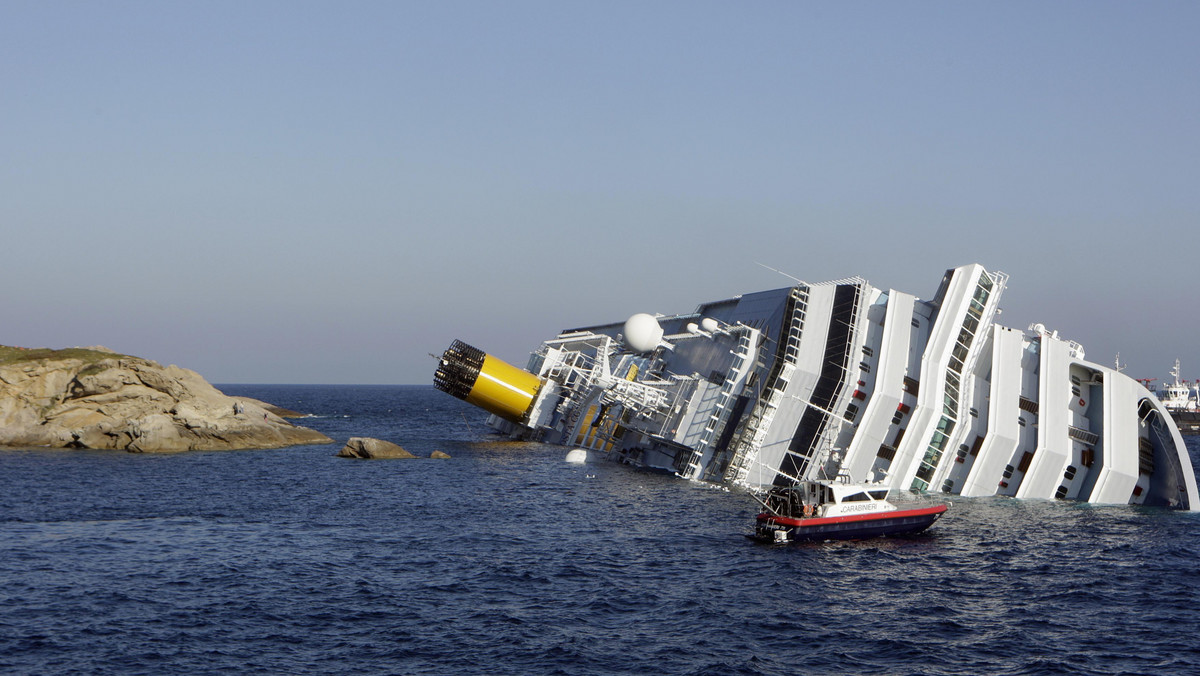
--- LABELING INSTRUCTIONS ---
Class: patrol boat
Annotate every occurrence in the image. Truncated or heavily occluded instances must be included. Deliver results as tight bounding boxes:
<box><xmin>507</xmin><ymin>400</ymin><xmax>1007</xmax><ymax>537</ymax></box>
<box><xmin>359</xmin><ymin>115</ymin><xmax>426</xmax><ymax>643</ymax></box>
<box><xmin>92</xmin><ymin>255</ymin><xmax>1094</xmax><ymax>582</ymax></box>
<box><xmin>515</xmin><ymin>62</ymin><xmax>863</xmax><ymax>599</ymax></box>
<box><xmin>750</xmin><ymin>477</ymin><xmax>947</xmax><ymax>543</ymax></box>
<box><xmin>434</xmin><ymin>263</ymin><xmax>1199</xmax><ymax>511</ymax></box>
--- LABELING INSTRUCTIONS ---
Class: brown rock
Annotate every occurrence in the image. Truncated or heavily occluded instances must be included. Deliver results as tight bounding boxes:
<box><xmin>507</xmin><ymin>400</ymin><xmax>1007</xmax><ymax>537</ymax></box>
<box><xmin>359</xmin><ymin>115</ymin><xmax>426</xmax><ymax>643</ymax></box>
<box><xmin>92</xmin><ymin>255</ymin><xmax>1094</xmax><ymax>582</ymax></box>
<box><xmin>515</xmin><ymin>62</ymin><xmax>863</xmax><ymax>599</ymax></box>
<box><xmin>430</xmin><ymin>450</ymin><xmax>451</xmax><ymax>459</ymax></box>
<box><xmin>337</xmin><ymin>437</ymin><xmax>415</xmax><ymax>459</ymax></box>
<box><xmin>0</xmin><ymin>345</ymin><xmax>332</xmax><ymax>452</ymax></box>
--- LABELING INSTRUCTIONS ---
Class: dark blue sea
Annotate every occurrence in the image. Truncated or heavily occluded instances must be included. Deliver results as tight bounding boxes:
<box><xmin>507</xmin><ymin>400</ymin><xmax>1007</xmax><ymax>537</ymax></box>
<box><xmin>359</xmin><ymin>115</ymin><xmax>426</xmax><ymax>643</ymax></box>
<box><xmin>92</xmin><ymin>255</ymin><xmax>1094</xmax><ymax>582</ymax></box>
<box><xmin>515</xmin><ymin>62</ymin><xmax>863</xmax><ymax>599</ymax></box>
<box><xmin>3</xmin><ymin>385</ymin><xmax>1200</xmax><ymax>675</ymax></box>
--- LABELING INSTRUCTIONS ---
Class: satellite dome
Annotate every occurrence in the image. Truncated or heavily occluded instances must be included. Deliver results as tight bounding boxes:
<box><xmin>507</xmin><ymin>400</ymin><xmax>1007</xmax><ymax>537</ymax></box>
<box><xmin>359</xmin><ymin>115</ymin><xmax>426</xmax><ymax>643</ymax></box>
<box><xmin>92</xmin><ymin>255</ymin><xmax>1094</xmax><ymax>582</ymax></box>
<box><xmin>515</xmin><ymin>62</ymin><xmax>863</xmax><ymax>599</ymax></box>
<box><xmin>624</xmin><ymin>313</ymin><xmax>664</xmax><ymax>353</ymax></box>
<box><xmin>700</xmin><ymin>317</ymin><xmax>720</xmax><ymax>333</ymax></box>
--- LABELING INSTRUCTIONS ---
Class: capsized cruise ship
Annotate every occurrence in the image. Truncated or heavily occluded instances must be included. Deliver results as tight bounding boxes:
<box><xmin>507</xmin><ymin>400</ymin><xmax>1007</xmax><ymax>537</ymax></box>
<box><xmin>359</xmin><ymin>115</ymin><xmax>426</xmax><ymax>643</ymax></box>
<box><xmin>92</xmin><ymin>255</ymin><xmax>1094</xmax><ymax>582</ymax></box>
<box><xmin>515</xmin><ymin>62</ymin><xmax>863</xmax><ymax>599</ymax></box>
<box><xmin>434</xmin><ymin>264</ymin><xmax>1199</xmax><ymax>510</ymax></box>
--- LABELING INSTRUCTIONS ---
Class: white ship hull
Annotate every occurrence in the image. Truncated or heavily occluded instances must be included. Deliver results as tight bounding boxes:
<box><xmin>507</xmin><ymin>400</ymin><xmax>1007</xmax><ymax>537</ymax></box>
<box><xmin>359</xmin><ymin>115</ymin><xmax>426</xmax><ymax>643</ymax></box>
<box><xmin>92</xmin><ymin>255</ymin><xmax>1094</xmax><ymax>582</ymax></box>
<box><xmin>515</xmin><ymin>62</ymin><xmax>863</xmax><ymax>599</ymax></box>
<box><xmin>435</xmin><ymin>264</ymin><xmax>1199</xmax><ymax>510</ymax></box>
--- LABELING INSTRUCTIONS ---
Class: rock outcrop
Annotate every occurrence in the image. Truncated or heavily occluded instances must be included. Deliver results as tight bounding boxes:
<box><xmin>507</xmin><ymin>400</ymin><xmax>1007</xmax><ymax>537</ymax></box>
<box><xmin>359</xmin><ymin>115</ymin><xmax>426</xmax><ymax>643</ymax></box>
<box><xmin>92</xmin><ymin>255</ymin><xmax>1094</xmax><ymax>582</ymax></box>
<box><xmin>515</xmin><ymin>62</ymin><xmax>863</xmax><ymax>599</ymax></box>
<box><xmin>430</xmin><ymin>450</ymin><xmax>451</xmax><ymax>459</ymax></box>
<box><xmin>336</xmin><ymin>437</ymin><xmax>415</xmax><ymax>459</ymax></box>
<box><xmin>0</xmin><ymin>345</ymin><xmax>332</xmax><ymax>452</ymax></box>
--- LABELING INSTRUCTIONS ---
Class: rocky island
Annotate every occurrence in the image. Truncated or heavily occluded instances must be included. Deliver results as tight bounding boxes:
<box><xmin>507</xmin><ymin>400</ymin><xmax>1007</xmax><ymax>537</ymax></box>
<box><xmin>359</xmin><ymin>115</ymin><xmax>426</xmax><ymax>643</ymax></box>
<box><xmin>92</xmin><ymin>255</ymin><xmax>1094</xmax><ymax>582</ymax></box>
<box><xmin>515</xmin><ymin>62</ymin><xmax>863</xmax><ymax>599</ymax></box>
<box><xmin>0</xmin><ymin>345</ymin><xmax>332</xmax><ymax>452</ymax></box>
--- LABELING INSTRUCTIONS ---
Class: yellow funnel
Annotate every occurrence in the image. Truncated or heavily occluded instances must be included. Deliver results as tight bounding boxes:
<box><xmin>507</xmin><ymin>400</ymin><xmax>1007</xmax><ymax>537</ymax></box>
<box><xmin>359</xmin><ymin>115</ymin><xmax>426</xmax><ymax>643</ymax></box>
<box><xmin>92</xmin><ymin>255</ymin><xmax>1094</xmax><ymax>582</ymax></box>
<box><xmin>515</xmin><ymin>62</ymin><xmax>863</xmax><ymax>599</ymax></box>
<box><xmin>433</xmin><ymin>340</ymin><xmax>542</xmax><ymax>423</ymax></box>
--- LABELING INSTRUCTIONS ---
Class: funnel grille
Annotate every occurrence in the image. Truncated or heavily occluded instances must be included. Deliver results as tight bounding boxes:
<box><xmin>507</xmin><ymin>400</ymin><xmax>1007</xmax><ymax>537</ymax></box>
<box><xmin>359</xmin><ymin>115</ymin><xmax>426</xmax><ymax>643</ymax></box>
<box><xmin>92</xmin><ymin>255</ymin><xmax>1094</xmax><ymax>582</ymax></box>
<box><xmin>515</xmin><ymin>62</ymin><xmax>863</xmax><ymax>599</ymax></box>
<box><xmin>433</xmin><ymin>339</ymin><xmax>486</xmax><ymax>400</ymax></box>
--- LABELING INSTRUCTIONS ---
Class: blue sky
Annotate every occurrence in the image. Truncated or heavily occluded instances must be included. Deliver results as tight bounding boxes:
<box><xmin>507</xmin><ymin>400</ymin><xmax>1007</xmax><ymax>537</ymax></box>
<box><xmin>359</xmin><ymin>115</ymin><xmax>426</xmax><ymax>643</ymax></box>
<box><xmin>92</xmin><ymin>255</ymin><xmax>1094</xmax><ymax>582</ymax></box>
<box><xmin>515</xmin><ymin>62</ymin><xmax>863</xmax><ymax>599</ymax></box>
<box><xmin>3</xmin><ymin>1</ymin><xmax>1198</xmax><ymax>385</ymax></box>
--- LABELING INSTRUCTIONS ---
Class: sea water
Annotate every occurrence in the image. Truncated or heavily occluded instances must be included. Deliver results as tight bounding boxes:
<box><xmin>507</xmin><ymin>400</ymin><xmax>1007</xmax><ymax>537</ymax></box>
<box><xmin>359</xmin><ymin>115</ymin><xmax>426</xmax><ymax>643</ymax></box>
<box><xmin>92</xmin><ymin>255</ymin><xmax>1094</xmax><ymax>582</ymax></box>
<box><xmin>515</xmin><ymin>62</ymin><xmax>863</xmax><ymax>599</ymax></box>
<box><xmin>2</xmin><ymin>385</ymin><xmax>1199</xmax><ymax>675</ymax></box>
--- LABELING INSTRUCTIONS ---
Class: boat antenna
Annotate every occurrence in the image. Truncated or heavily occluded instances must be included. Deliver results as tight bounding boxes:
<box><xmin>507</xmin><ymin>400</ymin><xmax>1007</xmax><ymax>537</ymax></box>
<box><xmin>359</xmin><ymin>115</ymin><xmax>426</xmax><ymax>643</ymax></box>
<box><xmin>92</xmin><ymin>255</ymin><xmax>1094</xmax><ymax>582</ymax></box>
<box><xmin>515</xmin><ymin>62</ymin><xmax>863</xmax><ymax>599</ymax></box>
<box><xmin>756</xmin><ymin>262</ymin><xmax>809</xmax><ymax>286</ymax></box>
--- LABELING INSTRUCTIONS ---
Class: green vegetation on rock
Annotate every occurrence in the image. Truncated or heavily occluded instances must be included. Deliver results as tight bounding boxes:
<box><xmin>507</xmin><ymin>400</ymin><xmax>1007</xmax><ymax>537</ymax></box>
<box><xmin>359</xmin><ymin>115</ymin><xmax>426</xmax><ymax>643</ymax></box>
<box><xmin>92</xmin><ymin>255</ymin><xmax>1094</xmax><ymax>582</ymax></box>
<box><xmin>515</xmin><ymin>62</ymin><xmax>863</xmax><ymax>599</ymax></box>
<box><xmin>0</xmin><ymin>345</ymin><xmax>133</xmax><ymax>367</ymax></box>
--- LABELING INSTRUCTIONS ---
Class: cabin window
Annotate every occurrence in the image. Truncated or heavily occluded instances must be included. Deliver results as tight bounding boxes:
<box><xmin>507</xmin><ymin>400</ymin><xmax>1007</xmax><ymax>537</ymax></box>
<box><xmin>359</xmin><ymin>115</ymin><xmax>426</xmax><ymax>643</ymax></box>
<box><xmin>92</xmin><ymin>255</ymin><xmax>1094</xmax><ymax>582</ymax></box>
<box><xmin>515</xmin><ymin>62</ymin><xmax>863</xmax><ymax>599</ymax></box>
<box><xmin>1018</xmin><ymin>417</ymin><xmax>1026</xmax><ymax>427</ymax></box>
<box><xmin>892</xmin><ymin>412</ymin><xmax>903</xmax><ymax>425</ymax></box>
<box><xmin>936</xmin><ymin>417</ymin><xmax>955</xmax><ymax>435</ymax></box>
<box><xmin>868</xmin><ymin>490</ymin><xmax>889</xmax><ymax>501</ymax></box>
<box><xmin>844</xmin><ymin>404</ymin><xmax>859</xmax><ymax>422</ymax></box>
<box><xmin>1064</xmin><ymin>465</ymin><xmax>1077</xmax><ymax>481</ymax></box>
<box><xmin>1002</xmin><ymin>464</ymin><xmax>1014</xmax><ymax>479</ymax></box>
<box><xmin>859</xmin><ymin>361</ymin><xmax>871</xmax><ymax>373</ymax></box>
<box><xmin>1055</xmin><ymin>486</ymin><xmax>1069</xmax><ymax>499</ymax></box>
<box><xmin>952</xmin><ymin>343</ymin><xmax>969</xmax><ymax>363</ymax></box>
<box><xmin>963</xmin><ymin>314</ymin><xmax>980</xmax><ymax>335</ymax></box>
<box><xmin>969</xmin><ymin>407</ymin><xmax>978</xmax><ymax>418</ymax></box>
<box><xmin>862</xmin><ymin>345</ymin><xmax>874</xmax><ymax>357</ymax></box>
<box><xmin>911</xmin><ymin>318</ymin><xmax>920</xmax><ymax>328</ymax></box>
<box><xmin>903</xmin><ymin>377</ymin><xmax>920</xmax><ymax>395</ymax></box>
<box><xmin>843</xmin><ymin>491</ymin><xmax>870</xmax><ymax>502</ymax></box>
<box><xmin>942</xmin><ymin>479</ymin><xmax>954</xmax><ymax>492</ymax></box>
<box><xmin>1071</xmin><ymin>386</ymin><xmax>1081</xmax><ymax>397</ymax></box>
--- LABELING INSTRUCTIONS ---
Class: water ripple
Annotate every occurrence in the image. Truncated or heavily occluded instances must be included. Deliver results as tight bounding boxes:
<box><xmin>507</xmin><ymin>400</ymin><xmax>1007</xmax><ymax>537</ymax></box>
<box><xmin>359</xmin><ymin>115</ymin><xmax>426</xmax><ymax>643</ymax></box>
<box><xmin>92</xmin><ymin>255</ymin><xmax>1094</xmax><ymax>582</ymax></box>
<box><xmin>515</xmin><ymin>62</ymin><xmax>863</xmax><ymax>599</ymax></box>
<box><xmin>2</xmin><ymin>386</ymin><xmax>1199</xmax><ymax>675</ymax></box>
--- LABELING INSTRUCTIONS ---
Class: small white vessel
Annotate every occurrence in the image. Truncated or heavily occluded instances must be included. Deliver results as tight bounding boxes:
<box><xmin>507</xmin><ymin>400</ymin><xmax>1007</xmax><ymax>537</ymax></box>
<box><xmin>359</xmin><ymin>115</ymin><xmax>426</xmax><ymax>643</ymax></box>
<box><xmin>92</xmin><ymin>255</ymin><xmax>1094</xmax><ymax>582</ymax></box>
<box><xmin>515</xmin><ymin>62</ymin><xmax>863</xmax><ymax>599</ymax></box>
<box><xmin>1155</xmin><ymin>360</ymin><xmax>1199</xmax><ymax>413</ymax></box>
<box><xmin>1153</xmin><ymin>360</ymin><xmax>1200</xmax><ymax>435</ymax></box>
<box><xmin>750</xmin><ymin>478</ymin><xmax>947</xmax><ymax>543</ymax></box>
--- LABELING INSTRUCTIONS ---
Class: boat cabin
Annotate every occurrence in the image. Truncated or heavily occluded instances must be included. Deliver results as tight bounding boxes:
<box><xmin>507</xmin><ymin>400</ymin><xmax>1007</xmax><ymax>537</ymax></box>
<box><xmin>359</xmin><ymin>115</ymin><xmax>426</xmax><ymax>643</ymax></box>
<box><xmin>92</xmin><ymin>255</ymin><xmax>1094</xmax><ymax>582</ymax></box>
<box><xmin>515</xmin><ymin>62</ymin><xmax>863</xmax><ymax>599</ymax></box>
<box><xmin>763</xmin><ymin>480</ymin><xmax>895</xmax><ymax>519</ymax></box>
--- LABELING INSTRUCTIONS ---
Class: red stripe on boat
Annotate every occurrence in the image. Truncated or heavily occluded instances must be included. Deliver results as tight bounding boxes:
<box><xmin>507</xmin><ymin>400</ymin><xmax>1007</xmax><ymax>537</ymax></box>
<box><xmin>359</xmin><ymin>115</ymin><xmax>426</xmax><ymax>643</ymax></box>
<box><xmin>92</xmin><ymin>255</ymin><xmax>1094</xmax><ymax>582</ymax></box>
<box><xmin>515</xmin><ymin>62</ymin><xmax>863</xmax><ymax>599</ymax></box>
<box><xmin>756</xmin><ymin>504</ymin><xmax>947</xmax><ymax>528</ymax></box>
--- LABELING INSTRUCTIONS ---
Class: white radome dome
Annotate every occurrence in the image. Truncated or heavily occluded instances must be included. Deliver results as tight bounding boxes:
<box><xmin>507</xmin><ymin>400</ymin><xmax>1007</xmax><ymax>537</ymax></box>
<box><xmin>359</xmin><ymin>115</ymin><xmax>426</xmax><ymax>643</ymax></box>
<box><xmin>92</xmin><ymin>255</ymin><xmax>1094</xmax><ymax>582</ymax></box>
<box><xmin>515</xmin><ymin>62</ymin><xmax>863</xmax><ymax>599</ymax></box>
<box><xmin>624</xmin><ymin>313</ymin><xmax>664</xmax><ymax>353</ymax></box>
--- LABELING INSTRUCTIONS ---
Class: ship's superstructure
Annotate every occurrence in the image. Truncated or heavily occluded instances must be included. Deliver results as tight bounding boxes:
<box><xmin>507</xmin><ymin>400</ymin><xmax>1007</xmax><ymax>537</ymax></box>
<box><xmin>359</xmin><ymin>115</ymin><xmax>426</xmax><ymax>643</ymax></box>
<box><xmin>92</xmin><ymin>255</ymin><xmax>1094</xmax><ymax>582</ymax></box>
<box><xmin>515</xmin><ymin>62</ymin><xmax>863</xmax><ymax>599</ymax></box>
<box><xmin>435</xmin><ymin>264</ymin><xmax>1198</xmax><ymax>510</ymax></box>
<box><xmin>1154</xmin><ymin>360</ymin><xmax>1199</xmax><ymax>413</ymax></box>
<box><xmin>1154</xmin><ymin>360</ymin><xmax>1200</xmax><ymax>435</ymax></box>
